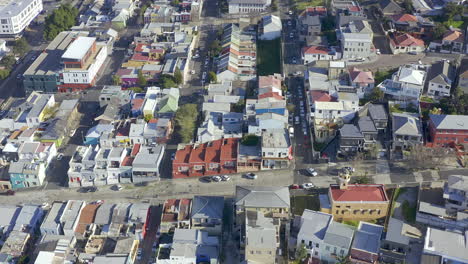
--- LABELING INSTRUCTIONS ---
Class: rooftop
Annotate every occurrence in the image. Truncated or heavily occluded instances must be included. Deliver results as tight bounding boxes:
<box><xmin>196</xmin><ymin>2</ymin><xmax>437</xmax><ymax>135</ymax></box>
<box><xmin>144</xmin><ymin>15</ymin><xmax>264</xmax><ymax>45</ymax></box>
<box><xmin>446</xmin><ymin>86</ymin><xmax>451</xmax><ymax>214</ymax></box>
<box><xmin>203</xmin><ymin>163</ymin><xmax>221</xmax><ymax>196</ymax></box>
<box><xmin>62</xmin><ymin>37</ymin><xmax>96</xmax><ymax>60</ymax></box>
<box><xmin>352</xmin><ymin>222</ymin><xmax>384</xmax><ymax>254</ymax></box>
<box><xmin>330</xmin><ymin>184</ymin><xmax>388</xmax><ymax>202</ymax></box>
<box><xmin>236</xmin><ymin>186</ymin><xmax>290</xmax><ymax>208</ymax></box>
<box><xmin>424</xmin><ymin>228</ymin><xmax>468</xmax><ymax>262</ymax></box>
<box><xmin>191</xmin><ymin>196</ymin><xmax>224</xmax><ymax>220</ymax></box>
<box><xmin>430</xmin><ymin>114</ymin><xmax>468</xmax><ymax>130</ymax></box>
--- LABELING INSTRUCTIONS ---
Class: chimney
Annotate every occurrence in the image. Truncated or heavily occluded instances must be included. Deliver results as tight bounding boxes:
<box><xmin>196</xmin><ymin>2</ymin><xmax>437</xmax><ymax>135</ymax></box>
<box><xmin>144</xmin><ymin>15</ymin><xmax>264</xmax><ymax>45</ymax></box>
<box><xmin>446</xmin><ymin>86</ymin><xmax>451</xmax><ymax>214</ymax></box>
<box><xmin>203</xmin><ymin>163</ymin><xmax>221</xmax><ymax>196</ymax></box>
<box><xmin>338</xmin><ymin>171</ymin><xmax>350</xmax><ymax>190</ymax></box>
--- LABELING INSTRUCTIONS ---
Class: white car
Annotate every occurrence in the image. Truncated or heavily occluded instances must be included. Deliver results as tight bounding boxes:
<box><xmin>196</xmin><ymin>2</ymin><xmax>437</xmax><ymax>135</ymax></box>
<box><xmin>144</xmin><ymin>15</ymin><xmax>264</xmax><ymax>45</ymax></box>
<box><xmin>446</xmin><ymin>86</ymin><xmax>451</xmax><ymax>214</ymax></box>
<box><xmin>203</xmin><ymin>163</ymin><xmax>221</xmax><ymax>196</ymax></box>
<box><xmin>245</xmin><ymin>173</ymin><xmax>257</xmax><ymax>179</ymax></box>
<box><xmin>69</xmin><ymin>129</ymin><xmax>76</xmax><ymax>137</ymax></box>
<box><xmin>221</xmin><ymin>175</ymin><xmax>231</xmax><ymax>181</ymax></box>
<box><xmin>302</xmin><ymin>183</ymin><xmax>315</xmax><ymax>189</ymax></box>
<box><xmin>289</xmin><ymin>10</ymin><xmax>293</xmax><ymax>15</ymax></box>
<box><xmin>137</xmin><ymin>248</ymin><xmax>142</xmax><ymax>260</ymax></box>
<box><xmin>306</xmin><ymin>168</ymin><xmax>318</xmax><ymax>176</ymax></box>
<box><xmin>212</xmin><ymin>175</ymin><xmax>222</xmax><ymax>182</ymax></box>
<box><xmin>202</xmin><ymin>72</ymin><xmax>207</xmax><ymax>81</ymax></box>
<box><xmin>56</xmin><ymin>153</ymin><xmax>64</xmax><ymax>160</ymax></box>
<box><xmin>190</xmin><ymin>70</ymin><xmax>196</xmax><ymax>74</ymax></box>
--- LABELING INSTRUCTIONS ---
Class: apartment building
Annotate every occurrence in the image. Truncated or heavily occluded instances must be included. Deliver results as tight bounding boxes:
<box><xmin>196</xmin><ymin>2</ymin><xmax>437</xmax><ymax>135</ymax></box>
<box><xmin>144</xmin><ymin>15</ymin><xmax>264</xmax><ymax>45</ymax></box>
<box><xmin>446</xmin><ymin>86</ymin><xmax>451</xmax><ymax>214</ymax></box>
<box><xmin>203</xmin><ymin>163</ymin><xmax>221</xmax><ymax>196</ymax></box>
<box><xmin>261</xmin><ymin>130</ymin><xmax>292</xmax><ymax>170</ymax></box>
<box><xmin>228</xmin><ymin>0</ymin><xmax>271</xmax><ymax>14</ymax></box>
<box><xmin>58</xmin><ymin>36</ymin><xmax>108</xmax><ymax>92</ymax></box>
<box><xmin>428</xmin><ymin>114</ymin><xmax>468</xmax><ymax>147</ymax></box>
<box><xmin>422</xmin><ymin>228</ymin><xmax>468</xmax><ymax>264</ymax></box>
<box><xmin>340</xmin><ymin>20</ymin><xmax>373</xmax><ymax>59</ymax></box>
<box><xmin>320</xmin><ymin>173</ymin><xmax>389</xmax><ymax>221</ymax></box>
<box><xmin>0</xmin><ymin>0</ymin><xmax>43</xmax><ymax>37</ymax></box>
<box><xmin>244</xmin><ymin>211</ymin><xmax>279</xmax><ymax>263</ymax></box>
<box><xmin>443</xmin><ymin>175</ymin><xmax>468</xmax><ymax>215</ymax></box>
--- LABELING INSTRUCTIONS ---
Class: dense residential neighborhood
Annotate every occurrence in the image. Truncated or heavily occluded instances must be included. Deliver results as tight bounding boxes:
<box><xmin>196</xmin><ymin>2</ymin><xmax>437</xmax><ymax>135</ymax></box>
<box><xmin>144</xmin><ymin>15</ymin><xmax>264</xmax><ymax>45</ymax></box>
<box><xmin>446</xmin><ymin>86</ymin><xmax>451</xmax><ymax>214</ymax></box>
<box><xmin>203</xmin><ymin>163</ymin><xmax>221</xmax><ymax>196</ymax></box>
<box><xmin>0</xmin><ymin>0</ymin><xmax>468</xmax><ymax>263</ymax></box>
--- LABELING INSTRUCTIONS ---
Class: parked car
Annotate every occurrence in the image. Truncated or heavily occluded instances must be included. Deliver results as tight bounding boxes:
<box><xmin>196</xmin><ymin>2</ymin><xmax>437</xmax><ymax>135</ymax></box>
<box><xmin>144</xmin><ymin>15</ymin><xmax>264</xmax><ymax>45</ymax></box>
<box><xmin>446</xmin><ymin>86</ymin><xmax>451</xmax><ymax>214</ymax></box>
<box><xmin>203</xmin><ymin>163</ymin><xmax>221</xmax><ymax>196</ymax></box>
<box><xmin>288</xmin><ymin>10</ymin><xmax>293</xmax><ymax>15</ymax></box>
<box><xmin>287</xmin><ymin>20</ymin><xmax>292</xmax><ymax>26</ymax></box>
<box><xmin>200</xmin><ymin>176</ymin><xmax>212</xmax><ymax>183</ymax></box>
<box><xmin>56</xmin><ymin>153</ymin><xmax>64</xmax><ymax>160</ymax></box>
<box><xmin>221</xmin><ymin>175</ymin><xmax>231</xmax><ymax>181</ymax></box>
<box><xmin>16</xmin><ymin>74</ymin><xmax>22</xmax><ymax>79</ymax></box>
<box><xmin>306</xmin><ymin>168</ymin><xmax>318</xmax><ymax>176</ymax></box>
<box><xmin>354</xmin><ymin>57</ymin><xmax>365</xmax><ymax>62</ymax></box>
<box><xmin>302</xmin><ymin>183</ymin><xmax>314</xmax><ymax>189</ymax></box>
<box><xmin>69</xmin><ymin>129</ymin><xmax>76</xmax><ymax>137</ymax></box>
<box><xmin>171</xmin><ymin>153</ymin><xmax>176</xmax><ymax>160</ymax></box>
<box><xmin>110</xmin><ymin>184</ymin><xmax>123</xmax><ymax>191</ymax></box>
<box><xmin>289</xmin><ymin>184</ymin><xmax>300</xmax><ymax>189</ymax></box>
<box><xmin>244</xmin><ymin>173</ymin><xmax>257</xmax><ymax>179</ymax></box>
<box><xmin>137</xmin><ymin>248</ymin><xmax>142</xmax><ymax>260</ymax></box>
<box><xmin>0</xmin><ymin>190</ymin><xmax>15</xmax><ymax>196</ymax></box>
<box><xmin>408</xmin><ymin>51</ymin><xmax>417</xmax><ymax>55</ymax></box>
<box><xmin>190</xmin><ymin>70</ymin><xmax>196</xmax><ymax>74</ymax></box>
<box><xmin>212</xmin><ymin>175</ymin><xmax>222</xmax><ymax>182</ymax></box>
<box><xmin>343</xmin><ymin>166</ymin><xmax>355</xmax><ymax>173</ymax></box>
<box><xmin>292</xmin><ymin>57</ymin><xmax>297</xmax><ymax>64</ymax></box>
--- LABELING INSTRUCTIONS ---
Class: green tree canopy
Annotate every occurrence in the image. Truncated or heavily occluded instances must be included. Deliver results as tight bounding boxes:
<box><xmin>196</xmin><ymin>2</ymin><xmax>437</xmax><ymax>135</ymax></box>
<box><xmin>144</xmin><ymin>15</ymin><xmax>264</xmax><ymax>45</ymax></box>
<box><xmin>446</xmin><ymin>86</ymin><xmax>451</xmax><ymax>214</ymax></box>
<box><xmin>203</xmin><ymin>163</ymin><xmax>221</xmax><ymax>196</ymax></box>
<box><xmin>13</xmin><ymin>38</ymin><xmax>30</xmax><ymax>57</ymax></box>
<box><xmin>241</xmin><ymin>134</ymin><xmax>259</xmax><ymax>146</ymax></box>
<box><xmin>112</xmin><ymin>75</ymin><xmax>122</xmax><ymax>85</ymax></box>
<box><xmin>144</xmin><ymin>114</ymin><xmax>153</xmax><ymax>122</ymax></box>
<box><xmin>443</xmin><ymin>2</ymin><xmax>463</xmax><ymax>20</ymax></box>
<box><xmin>1</xmin><ymin>55</ymin><xmax>16</xmax><ymax>68</ymax></box>
<box><xmin>160</xmin><ymin>74</ymin><xmax>176</xmax><ymax>89</ymax></box>
<box><xmin>174</xmin><ymin>104</ymin><xmax>199</xmax><ymax>143</ymax></box>
<box><xmin>174</xmin><ymin>67</ymin><xmax>183</xmax><ymax>85</ymax></box>
<box><xmin>433</xmin><ymin>22</ymin><xmax>448</xmax><ymax>39</ymax></box>
<box><xmin>137</xmin><ymin>70</ymin><xmax>147</xmax><ymax>88</ymax></box>
<box><xmin>43</xmin><ymin>4</ymin><xmax>79</xmax><ymax>40</ymax></box>
<box><xmin>208</xmin><ymin>71</ymin><xmax>217</xmax><ymax>83</ymax></box>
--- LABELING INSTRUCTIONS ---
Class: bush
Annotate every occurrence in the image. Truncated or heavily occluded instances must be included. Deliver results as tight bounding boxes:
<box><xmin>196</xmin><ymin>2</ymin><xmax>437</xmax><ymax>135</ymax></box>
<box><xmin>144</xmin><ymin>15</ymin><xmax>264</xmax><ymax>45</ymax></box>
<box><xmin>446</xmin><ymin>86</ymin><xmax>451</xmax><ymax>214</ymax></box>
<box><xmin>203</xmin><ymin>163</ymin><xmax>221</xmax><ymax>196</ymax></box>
<box><xmin>241</xmin><ymin>134</ymin><xmax>259</xmax><ymax>146</ymax></box>
<box><xmin>160</xmin><ymin>74</ymin><xmax>176</xmax><ymax>89</ymax></box>
<box><xmin>208</xmin><ymin>71</ymin><xmax>217</xmax><ymax>84</ymax></box>
<box><xmin>0</xmin><ymin>69</ymin><xmax>11</xmax><ymax>80</ymax></box>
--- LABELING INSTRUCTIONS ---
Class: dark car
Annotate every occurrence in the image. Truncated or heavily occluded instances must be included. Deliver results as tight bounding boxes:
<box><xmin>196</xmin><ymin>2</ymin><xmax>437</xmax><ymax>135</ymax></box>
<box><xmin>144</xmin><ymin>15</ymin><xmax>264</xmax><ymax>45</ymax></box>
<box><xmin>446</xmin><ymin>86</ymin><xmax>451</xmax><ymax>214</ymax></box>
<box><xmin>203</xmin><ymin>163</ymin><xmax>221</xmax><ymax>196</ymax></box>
<box><xmin>0</xmin><ymin>190</ymin><xmax>15</xmax><ymax>196</ymax></box>
<box><xmin>77</xmin><ymin>186</ymin><xmax>97</xmax><ymax>193</ymax></box>
<box><xmin>199</xmin><ymin>176</ymin><xmax>212</xmax><ymax>183</ymax></box>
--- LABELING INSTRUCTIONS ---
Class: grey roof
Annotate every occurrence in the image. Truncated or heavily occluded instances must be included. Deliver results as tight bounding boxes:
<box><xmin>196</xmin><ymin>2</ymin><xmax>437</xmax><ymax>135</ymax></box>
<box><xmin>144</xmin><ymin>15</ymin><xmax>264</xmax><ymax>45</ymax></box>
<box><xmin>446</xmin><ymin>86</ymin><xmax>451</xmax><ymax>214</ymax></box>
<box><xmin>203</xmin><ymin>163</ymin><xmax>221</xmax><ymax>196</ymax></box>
<box><xmin>379</xmin><ymin>0</ymin><xmax>403</xmax><ymax>13</ymax></box>
<box><xmin>427</xmin><ymin>60</ymin><xmax>455</xmax><ymax>86</ymax></box>
<box><xmin>60</xmin><ymin>200</ymin><xmax>85</xmax><ymax>231</ymax></box>
<box><xmin>392</xmin><ymin>113</ymin><xmax>422</xmax><ymax>136</ymax></box>
<box><xmin>133</xmin><ymin>145</ymin><xmax>165</xmax><ymax>169</ymax></box>
<box><xmin>94</xmin><ymin>203</ymin><xmax>115</xmax><ymax>225</ymax></box>
<box><xmin>385</xmin><ymin>218</ymin><xmax>410</xmax><ymax>245</ymax></box>
<box><xmin>228</xmin><ymin>0</ymin><xmax>267</xmax><ymax>4</ymax></box>
<box><xmin>235</xmin><ymin>186</ymin><xmax>290</xmax><ymax>208</ymax></box>
<box><xmin>358</xmin><ymin>116</ymin><xmax>377</xmax><ymax>133</ymax></box>
<box><xmin>40</xmin><ymin>202</ymin><xmax>66</xmax><ymax>231</ymax></box>
<box><xmin>93</xmin><ymin>256</ymin><xmax>128</xmax><ymax>264</ymax></box>
<box><xmin>352</xmin><ymin>222</ymin><xmax>383</xmax><ymax>254</ymax></box>
<box><xmin>13</xmin><ymin>205</ymin><xmax>42</xmax><ymax>231</ymax></box>
<box><xmin>261</xmin><ymin>130</ymin><xmax>290</xmax><ymax>148</ymax></box>
<box><xmin>447</xmin><ymin>175</ymin><xmax>468</xmax><ymax>191</ymax></box>
<box><xmin>430</xmin><ymin>114</ymin><xmax>468</xmax><ymax>130</ymax></box>
<box><xmin>340</xmin><ymin>124</ymin><xmax>364</xmax><ymax>138</ymax></box>
<box><xmin>323</xmin><ymin>221</ymin><xmax>355</xmax><ymax>249</ymax></box>
<box><xmin>191</xmin><ymin>196</ymin><xmax>224</xmax><ymax>220</ymax></box>
<box><xmin>337</xmin><ymin>14</ymin><xmax>366</xmax><ymax>27</ymax></box>
<box><xmin>424</xmin><ymin>228</ymin><xmax>468</xmax><ymax>261</ymax></box>
<box><xmin>299</xmin><ymin>210</ymin><xmax>332</xmax><ymax>241</ymax></box>
<box><xmin>128</xmin><ymin>203</ymin><xmax>150</xmax><ymax>224</ymax></box>
<box><xmin>368</xmin><ymin>104</ymin><xmax>387</xmax><ymax>121</ymax></box>
<box><xmin>0</xmin><ymin>205</ymin><xmax>20</xmax><ymax>229</ymax></box>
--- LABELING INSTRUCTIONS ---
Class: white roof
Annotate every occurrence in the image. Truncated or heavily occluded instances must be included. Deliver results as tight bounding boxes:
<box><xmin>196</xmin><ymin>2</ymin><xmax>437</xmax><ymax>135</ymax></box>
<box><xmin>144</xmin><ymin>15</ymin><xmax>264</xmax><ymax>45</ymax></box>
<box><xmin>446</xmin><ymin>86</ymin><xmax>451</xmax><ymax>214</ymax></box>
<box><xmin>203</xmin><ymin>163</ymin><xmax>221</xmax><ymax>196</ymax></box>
<box><xmin>34</xmin><ymin>251</ymin><xmax>55</xmax><ymax>264</ymax></box>
<box><xmin>315</xmin><ymin>101</ymin><xmax>344</xmax><ymax>110</ymax></box>
<box><xmin>62</xmin><ymin>37</ymin><xmax>95</xmax><ymax>60</ymax></box>
<box><xmin>398</xmin><ymin>67</ymin><xmax>425</xmax><ymax>85</ymax></box>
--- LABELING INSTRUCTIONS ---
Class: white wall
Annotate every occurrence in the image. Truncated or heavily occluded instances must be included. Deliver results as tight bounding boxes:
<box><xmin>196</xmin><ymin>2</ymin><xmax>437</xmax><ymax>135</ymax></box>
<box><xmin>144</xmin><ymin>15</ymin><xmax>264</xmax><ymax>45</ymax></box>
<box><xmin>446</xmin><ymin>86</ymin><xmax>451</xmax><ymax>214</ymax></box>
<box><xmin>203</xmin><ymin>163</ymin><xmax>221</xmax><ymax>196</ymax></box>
<box><xmin>0</xmin><ymin>0</ymin><xmax>43</xmax><ymax>35</ymax></box>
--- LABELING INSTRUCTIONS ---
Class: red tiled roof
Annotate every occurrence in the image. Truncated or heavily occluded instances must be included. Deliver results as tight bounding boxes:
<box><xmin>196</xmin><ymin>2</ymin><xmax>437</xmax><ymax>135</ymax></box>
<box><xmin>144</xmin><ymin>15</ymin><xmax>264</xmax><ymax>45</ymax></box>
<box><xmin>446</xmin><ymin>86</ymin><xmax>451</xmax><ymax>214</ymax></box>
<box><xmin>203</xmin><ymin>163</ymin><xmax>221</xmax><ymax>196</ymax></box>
<box><xmin>204</xmin><ymin>139</ymin><xmax>221</xmax><ymax>164</ymax></box>
<box><xmin>162</xmin><ymin>213</ymin><xmax>177</xmax><ymax>222</ymax></box>
<box><xmin>173</xmin><ymin>144</ymin><xmax>192</xmax><ymax>164</ymax></box>
<box><xmin>348</xmin><ymin>5</ymin><xmax>361</xmax><ymax>12</ymax></box>
<box><xmin>310</xmin><ymin>90</ymin><xmax>334</xmax><ymax>102</ymax></box>
<box><xmin>75</xmin><ymin>204</ymin><xmax>100</xmax><ymax>234</ymax></box>
<box><xmin>116</xmin><ymin>124</ymin><xmax>130</xmax><ymax>137</ymax></box>
<box><xmin>121</xmin><ymin>156</ymin><xmax>134</xmax><ymax>166</ymax></box>
<box><xmin>330</xmin><ymin>184</ymin><xmax>388</xmax><ymax>202</ymax></box>
<box><xmin>149</xmin><ymin>118</ymin><xmax>158</xmax><ymax>123</ymax></box>
<box><xmin>259</xmin><ymin>75</ymin><xmax>282</xmax><ymax>89</ymax></box>
<box><xmin>135</xmin><ymin>43</ymin><xmax>149</xmax><ymax>52</ymax></box>
<box><xmin>443</xmin><ymin>29</ymin><xmax>464</xmax><ymax>43</ymax></box>
<box><xmin>220</xmin><ymin>138</ymin><xmax>238</xmax><ymax>161</ymax></box>
<box><xmin>259</xmin><ymin>92</ymin><xmax>284</xmax><ymax>100</ymax></box>
<box><xmin>390</xmin><ymin>33</ymin><xmax>424</xmax><ymax>47</ymax></box>
<box><xmin>117</xmin><ymin>68</ymin><xmax>133</xmax><ymax>76</ymax></box>
<box><xmin>349</xmin><ymin>67</ymin><xmax>374</xmax><ymax>84</ymax></box>
<box><xmin>302</xmin><ymin>45</ymin><xmax>330</xmax><ymax>54</ymax></box>
<box><xmin>392</xmin><ymin>14</ymin><xmax>417</xmax><ymax>22</ymax></box>
<box><xmin>132</xmin><ymin>98</ymin><xmax>145</xmax><ymax>111</ymax></box>
<box><xmin>131</xmin><ymin>53</ymin><xmax>149</xmax><ymax>61</ymax></box>
<box><xmin>305</xmin><ymin>6</ymin><xmax>327</xmax><ymax>15</ymax></box>
<box><xmin>188</xmin><ymin>144</ymin><xmax>205</xmax><ymax>163</ymax></box>
<box><xmin>131</xmin><ymin>144</ymin><xmax>141</xmax><ymax>156</ymax></box>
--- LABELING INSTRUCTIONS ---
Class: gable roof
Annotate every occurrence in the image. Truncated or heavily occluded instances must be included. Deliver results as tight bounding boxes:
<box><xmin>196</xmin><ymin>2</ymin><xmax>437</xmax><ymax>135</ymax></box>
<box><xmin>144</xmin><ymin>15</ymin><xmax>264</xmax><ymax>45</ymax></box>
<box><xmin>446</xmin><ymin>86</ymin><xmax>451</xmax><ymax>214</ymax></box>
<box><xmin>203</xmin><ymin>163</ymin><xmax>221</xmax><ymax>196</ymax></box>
<box><xmin>443</xmin><ymin>29</ymin><xmax>464</xmax><ymax>43</ymax></box>
<box><xmin>379</xmin><ymin>0</ymin><xmax>403</xmax><ymax>14</ymax></box>
<box><xmin>340</xmin><ymin>124</ymin><xmax>363</xmax><ymax>138</ymax></box>
<box><xmin>330</xmin><ymin>184</ymin><xmax>388</xmax><ymax>202</ymax></box>
<box><xmin>324</xmin><ymin>221</ymin><xmax>355</xmax><ymax>249</ymax></box>
<box><xmin>426</xmin><ymin>60</ymin><xmax>455</xmax><ymax>86</ymax></box>
<box><xmin>430</xmin><ymin>114</ymin><xmax>468</xmax><ymax>130</ymax></box>
<box><xmin>390</xmin><ymin>33</ymin><xmax>424</xmax><ymax>47</ymax></box>
<box><xmin>302</xmin><ymin>45</ymin><xmax>331</xmax><ymax>55</ymax></box>
<box><xmin>392</xmin><ymin>14</ymin><xmax>417</xmax><ymax>22</ymax></box>
<box><xmin>235</xmin><ymin>186</ymin><xmax>290</xmax><ymax>208</ymax></box>
<box><xmin>352</xmin><ymin>222</ymin><xmax>384</xmax><ymax>254</ymax></box>
<box><xmin>349</xmin><ymin>67</ymin><xmax>374</xmax><ymax>84</ymax></box>
<box><xmin>298</xmin><ymin>210</ymin><xmax>332</xmax><ymax>241</ymax></box>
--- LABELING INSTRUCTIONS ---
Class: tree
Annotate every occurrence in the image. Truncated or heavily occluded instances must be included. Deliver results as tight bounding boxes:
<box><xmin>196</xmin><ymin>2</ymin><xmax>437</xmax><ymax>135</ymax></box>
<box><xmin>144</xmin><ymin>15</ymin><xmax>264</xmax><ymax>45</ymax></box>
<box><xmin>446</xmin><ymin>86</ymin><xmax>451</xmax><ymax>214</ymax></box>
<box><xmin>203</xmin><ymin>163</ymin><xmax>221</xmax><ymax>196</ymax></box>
<box><xmin>160</xmin><ymin>74</ymin><xmax>176</xmax><ymax>89</ymax></box>
<box><xmin>208</xmin><ymin>71</ymin><xmax>217</xmax><ymax>83</ymax></box>
<box><xmin>368</xmin><ymin>87</ymin><xmax>384</xmax><ymax>102</ymax></box>
<box><xmin>112</xmin><ymin>75</ymin><xmax>122</xmax><ymax>85</ymax></box>
<box><xmin>270</xmin><ymin>0</ymin><xmax>278</xmax><ymax>11</ymax></box>
<box><xmin>443</xmin><ymin>2</ymin><xmax>463</xmax><ymax>20</ymax></box>
<box><xmin>170</xmin><ymin>0</ymin><xmax>180</xmax><ymax>6</ymax></box>
<box><xmin>13</xmin><ymin>38</ymin><xmax>30</xmax><ymax>57</ymax></box>
<box><xmin>287</xmin><ymin>104</ymin><xmax>296</xmax><ymax>113</ymax></box>
<box><xmin>174</xmin><ymin>67</ymin><xmax>183</xmax><ymax>85</ymax></box>
<box><xmin>295</xmin><ymin>244</ymin><xmax>308</xmax><ymax>262</ymax></box>
<box><xmin>209</xmin><ymin>40</ymin><xmax>222</xmax><ymax>56</ymax></box>
<box><xmin>43</xmin><ymin>4</ymin><xmax>79</xmax><ymax>40</ymax></box>
<box><xmin>144</xmin><ymin>114</ymin><xmax>153</xmax><ymax>122</ymax></box>
<box><xmin>407</xmin><ymin>145</ymin><xmax>455</xmax><ymax>170</ymax></box>
<box><xmin>231</xmin><ymin>99</ymin><xmax>245</xmax><ymax>113</ymax></box>
<box><xmin>401</xmin><ymin>0</ymin><xmax>414</xmax><ymax>13</ymax></box>
<box><xmin>174</xmin><ymin>104</ymin><xmax>199</xmax><ymax>143</ymax></box>
<box><xmin>0</xmin><ymin>69</ymin><xmax>10</xmax><ymax>80</ymax></box>
<box><xmin>433</xmin><ymin>23</ymin><xmax>448</xmax><ymax>40</ymax></box>
<box><xmin>137</xmin><ymin>70</ymin><xmax>147</xmax><ymax>88</ymax></box>
<box><xmin>241</xmin><ymin>134</ymin><xmax>259</xmax><ymax>146</ymax></box>
<box><xmin>1</xmin><ymin>55</ymin><xmax>16</xmax><ymax>68</ymax></box>
<box><xmin>128</xmin><ymin>87</ymin><xmax>144</xmax><ymax>93</ymax></box>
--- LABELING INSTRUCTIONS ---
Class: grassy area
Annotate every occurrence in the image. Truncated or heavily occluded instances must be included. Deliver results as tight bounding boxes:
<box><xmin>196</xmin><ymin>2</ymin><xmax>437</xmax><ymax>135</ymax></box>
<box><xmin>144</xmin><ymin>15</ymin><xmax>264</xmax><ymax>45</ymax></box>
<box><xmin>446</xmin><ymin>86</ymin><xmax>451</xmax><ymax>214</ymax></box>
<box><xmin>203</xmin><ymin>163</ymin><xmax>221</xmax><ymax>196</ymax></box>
<box><xmin>444</xmin><ymin>20</ymin><xmax>464</xmax><ymax>29</ymax></box>
<box><xmin>293</xmin><ymin>0</ymin><xmax>323</xmax><ymax>12</ymax></box>
<box><xmin>402</xmin><ymin>200</ymin><xmax>416</xmax><ymax>223</ymax></box>
<box><xmin>343</xmin><ymin>220</ymin><xmax>360</xmax><ymax>227</ymax></box>
<box><xmin>257</xmin><ymin>39</ymin><xmax>281</xmax><ymax>76</ymax></box>
<box><xmin>291</xmin><ymin>195</ymin><xmax>320</xmax><ymax>216</ymax></box>
<box><xmin>374</xmin><ymin>68</ymin><xmax>397</xmax><ymax>85</ymax></box>
<box><xmin>420</xmin><ymin>96</ymin><xmax>435</xmax><ymax>103</ymax></box>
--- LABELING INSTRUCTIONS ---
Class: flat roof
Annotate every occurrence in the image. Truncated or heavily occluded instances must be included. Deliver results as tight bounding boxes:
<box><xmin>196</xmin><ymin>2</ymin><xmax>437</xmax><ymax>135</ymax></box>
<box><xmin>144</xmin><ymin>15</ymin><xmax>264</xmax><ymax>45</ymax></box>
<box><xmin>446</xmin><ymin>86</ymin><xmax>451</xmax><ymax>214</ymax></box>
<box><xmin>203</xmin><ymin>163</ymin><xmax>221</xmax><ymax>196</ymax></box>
<box><xmin>0</xmin><ymin>0</ymin><xmax>37</xmax><ymax>17</ymax></box>
<box><xmin>62</xmin><ymin>37</ymin><xmax>95</xmax><ymax>60</ymax></box>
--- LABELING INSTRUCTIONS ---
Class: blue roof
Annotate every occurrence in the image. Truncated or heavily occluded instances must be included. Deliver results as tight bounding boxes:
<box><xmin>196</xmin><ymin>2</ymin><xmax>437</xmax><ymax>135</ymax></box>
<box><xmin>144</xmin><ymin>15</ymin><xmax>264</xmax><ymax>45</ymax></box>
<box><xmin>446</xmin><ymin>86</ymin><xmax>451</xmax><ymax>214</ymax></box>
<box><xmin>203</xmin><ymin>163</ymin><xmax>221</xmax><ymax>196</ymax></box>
<box><xmin>352</xmin><ymin>222</ymin><xmax>384</xmax><ymax>254</ymax></box>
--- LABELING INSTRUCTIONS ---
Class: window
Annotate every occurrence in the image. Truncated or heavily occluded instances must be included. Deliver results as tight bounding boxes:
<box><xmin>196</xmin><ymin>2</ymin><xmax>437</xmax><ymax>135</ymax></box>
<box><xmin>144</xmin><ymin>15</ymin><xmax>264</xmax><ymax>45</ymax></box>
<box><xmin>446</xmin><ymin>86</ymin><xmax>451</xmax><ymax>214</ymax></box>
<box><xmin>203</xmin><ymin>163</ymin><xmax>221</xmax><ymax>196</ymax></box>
<box><xmin>326</xmin><ymin>246</ymin><xmax>330</xmax><ymax>251</ymax></box>
<box><xmin>316</xmin><ymin>243</ymin><xmax>319</xmax><ymax>248</ymax></box>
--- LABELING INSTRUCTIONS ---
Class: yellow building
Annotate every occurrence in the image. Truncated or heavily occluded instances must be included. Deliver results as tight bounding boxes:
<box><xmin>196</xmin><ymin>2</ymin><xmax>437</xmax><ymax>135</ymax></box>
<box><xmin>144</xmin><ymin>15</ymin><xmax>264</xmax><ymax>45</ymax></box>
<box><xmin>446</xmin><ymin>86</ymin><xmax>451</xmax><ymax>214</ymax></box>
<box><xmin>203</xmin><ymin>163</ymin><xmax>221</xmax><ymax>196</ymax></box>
<box><xmin>320</xmin><ymin>174</ymin><xmax>389</xmax><ymax>221</ymax></box>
